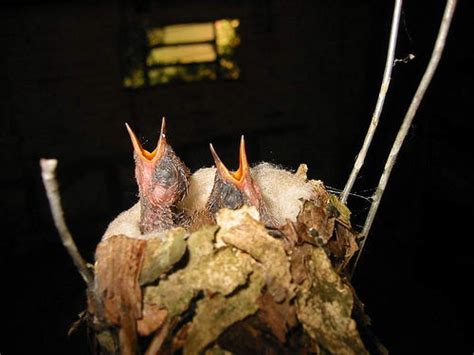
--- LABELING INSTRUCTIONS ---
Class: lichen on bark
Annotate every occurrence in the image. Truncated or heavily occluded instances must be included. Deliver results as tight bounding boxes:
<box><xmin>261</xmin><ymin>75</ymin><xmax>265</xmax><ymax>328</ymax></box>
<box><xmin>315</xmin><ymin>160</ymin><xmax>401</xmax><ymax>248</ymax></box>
<box><xmin>92</xmin><ymin>191</ymin><xmax>371</xmax><ymax>354</ymax></box>
<box><xmin>183</xmin><ymin>271</ymin><xmax>266</xmax><ymax>355</ymax></box>
<box><xmin>296</xmin><ymin>247</ymin><xmax>368</xmax><ymax>354</ymax></box>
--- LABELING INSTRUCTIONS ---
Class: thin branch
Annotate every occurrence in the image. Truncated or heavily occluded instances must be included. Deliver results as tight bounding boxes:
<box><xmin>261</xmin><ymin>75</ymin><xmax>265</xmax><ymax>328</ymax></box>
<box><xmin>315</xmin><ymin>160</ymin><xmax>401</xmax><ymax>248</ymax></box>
<box><xmin>340</xmin><ymin>0</ymin><xmax>403</xmax><ymax>204</ymax></box>
<box><xmin>40</xmin><ymin>158</ymin><xmax>94</xmax><ymax>287</ymax></box>
<box><xmin>144</xmin><ymin>319</ymin><xmax>171</xmax><ymax>355</ymax></box>
<box><xmin>351</xmin><ymin>0</ymin><xmax>458</xmax><ymax>278</ymax></box>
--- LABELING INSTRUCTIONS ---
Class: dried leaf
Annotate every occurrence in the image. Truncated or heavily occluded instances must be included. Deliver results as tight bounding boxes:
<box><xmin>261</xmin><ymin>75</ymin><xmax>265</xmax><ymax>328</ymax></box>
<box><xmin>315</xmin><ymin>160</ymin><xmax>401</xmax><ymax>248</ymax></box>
<box><xmin>280</xmin><ymin>220</ymin><xmax>317</xmax><ymax>248</ymax></box>
<box><xmin>143</xmin><ymin>225</ymin><xmax>217</xmax><ymax>317</ymax></box>
<box><xmin>329</xmin><ymin>194</ymin><xmax>352</xmax><ymax>229</ymax></box>
<box><xmin>144</xmin><ymin>271</ymin><xmax>195</xmax><ymax>319</ymax></box>
<box><xmin>297</xmin><ymin>200</ymin><xmax>335</xmax><ymax>244</ymax></box>
<box><xmin>183</xmin><ymin>271</ymin><xmax>266</xmax><ymax>355</ymax></box>
<box><xmin>327</xmin><ymin>224</ymin><xmax>359</xmax><ymax>272</ymax></box>
<box><xmin>94</xmin><ymin>234</ymin><xmax>147</xmax><ymax>355</ymax></box>
<box><xmin>187</xmin><ymin>224</ymin><xmax>218</xmax><ymax>265</ymax></box>
<box><xmin>137</xmin><ymin>304</ymin><xmax>168</xmax><ymax>336</ymax></box>
<box><xmin>288</xmin><ymin>243</ymin><xmax>313</xmax><ymax>285</ymax></box>
<box><xmin>216</xmin><ymin>206</ymin><xmax>295</xmax><ymax>302</ymax></box>
<box><xmin>94</xmin><ymin>235</ymin><xmax>146</xmax><ymax>325</ymax></box>
<box><xmin>257</xmin><ymin>292</ymin><xmax>298</xmax><ymax>343</ymax></box>
<box><xmin>296</xmin><ymin>247</ymin><xmax>367</xmax><ymax>354</ymax></box>
<box><xmin>139</xmin><ymin>228</ymin><xmax>187</xmax><ymax>285</ymax></box>
<box><xmin>190</xmin><ymin>248</ymin><xmax>254</xmax><ymax>295</ymax></box>
<box><xmin>214</xmin><ymin>205</ymin><xmax>261</xmax><ymax>244</ymax></box>
<box><xmin>295</xmin><ymin>163</ymin><xmax>308</xmax><ymax>180</ymax></box>
<box><xmin>309</xmin><ymin>179</ymin><xmax>331</xmax><ymax>205</ymax></box>
<box><xmin>144</xmin><ymin>225</ymin><xmax>254</xmax><ymax>318</ymax></box>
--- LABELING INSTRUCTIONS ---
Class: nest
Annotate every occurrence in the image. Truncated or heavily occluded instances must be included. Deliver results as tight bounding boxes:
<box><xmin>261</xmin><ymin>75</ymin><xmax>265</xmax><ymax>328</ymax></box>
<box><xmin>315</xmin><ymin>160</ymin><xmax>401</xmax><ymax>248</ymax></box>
<box><xmin>88</xmin><ymin>169</ymin><xmax>374</xmax><ymax>355</ymax></box>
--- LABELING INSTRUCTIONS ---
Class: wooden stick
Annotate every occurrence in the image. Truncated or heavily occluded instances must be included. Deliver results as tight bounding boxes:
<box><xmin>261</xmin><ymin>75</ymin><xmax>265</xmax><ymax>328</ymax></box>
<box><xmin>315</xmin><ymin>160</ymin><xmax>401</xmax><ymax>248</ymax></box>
<box><xmin>40</xmin><ymin>158</ymin><xmax>94</xmax><ymax>287</ymax></box>
<box><xmin>340</xmin><ymin>0</ymin><xmax>403</xmax><ymax>204</ymax></box>
<box><xmin>351</xmin><ymin>0</ymin><xmax>458</xmax><ymax>278</ymax></box>
<box><xmin>145</xmin><ymin>319</ymin><xmax>171</xmax><ymax>355</ymax></box>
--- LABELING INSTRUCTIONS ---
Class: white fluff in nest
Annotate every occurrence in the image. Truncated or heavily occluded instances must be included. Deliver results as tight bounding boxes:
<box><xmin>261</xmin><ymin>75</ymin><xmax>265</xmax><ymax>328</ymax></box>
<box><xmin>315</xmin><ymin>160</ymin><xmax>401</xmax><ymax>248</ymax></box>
<box><xmin>178</xmin><ymin>167</ymin><xmax>216</xmax><ymax>214</ymax></box>
<box><xmin>252</xmin><ymin>163</ymin><xmax>315</xmax><ymax>225</ymax></box>
<box><xmin>179</xmin><ymin>162</ymin><xmax>316</xmax><ymax>226</ymax></box>
<box><xmin>102</xmin><ymin>202</ymin><xmax>140</xmax><ymax>240</ymax></box>
<box><xmin>103</xmin><ymin>162</ymin><xmax>317</xmax><ymax>240</ymax></box>
<box><xmin>102</xmin><ymin>202</ymin><xmax>165</xmax><ymax>241</ymax></box>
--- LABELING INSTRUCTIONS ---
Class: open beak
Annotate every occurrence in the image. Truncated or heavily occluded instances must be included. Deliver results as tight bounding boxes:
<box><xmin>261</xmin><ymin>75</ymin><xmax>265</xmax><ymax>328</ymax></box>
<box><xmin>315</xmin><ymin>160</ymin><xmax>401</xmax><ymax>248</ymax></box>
<box><xmin>209</xmin><ymin>135</ymin><xmax>264</xmax><ymax>209</ymax></box>
<box><xmin>209</xmin><ymin>135</ymin><xmax>251</xmax><ymax>188</ymax></box>
<box><xmin>125</xmin><ymin>117</ymin><xmax>167</xmax><ymax>163</ymax></box>
<box><xmin>207</xmin><ymin>135</ymin><xmax>274</xmax><ymax>226</ymax></box>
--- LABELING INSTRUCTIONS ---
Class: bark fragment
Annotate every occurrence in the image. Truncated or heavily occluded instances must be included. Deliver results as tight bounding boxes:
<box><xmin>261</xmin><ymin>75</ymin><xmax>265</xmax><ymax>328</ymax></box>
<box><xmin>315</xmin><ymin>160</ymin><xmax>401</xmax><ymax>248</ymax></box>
<box><xmin>90</xmin><ymin>185</ymin><xmax>372</xmax><ymax>354</ymax></box>
<box><xmin>296</xmin><ymin>247</ymin><xmax>367</xmax><ymax>354</ymax></box>
<box><xmin>94</xmin><ymin>235</ymin><xmax>147</xmax><ymax>354</ymax></box>
<box><xmin>139</xmin><ymin>228</ymin><xmax>187</xmax><ymax>285</ymax></box>
<box><xmin>217</xmin><ymin>206</ymin><xmax>295</xmax><ymax>303</ymax></box>
<box><xmin>183</xmin><ymin>271</ymin><xmax>266</xmax><ymax>355</ymax></box>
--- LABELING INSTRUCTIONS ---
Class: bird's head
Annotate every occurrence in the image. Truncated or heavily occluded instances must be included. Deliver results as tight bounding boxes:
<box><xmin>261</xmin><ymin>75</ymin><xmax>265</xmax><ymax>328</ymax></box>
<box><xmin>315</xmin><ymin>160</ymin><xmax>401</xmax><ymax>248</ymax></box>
<box><xmin>206</xmin><ymin>136</ymin><xmax>274</xmax><ymax>226</ymax></box>
<box><xmin>126</xmin><ymin>118</ymin><xmax>189</xmax><ymax>233</ymax></box>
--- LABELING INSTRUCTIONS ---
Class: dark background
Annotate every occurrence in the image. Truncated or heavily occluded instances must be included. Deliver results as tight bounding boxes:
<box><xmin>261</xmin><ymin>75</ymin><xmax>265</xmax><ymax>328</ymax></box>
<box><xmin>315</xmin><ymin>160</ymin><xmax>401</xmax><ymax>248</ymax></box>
<box><xmin>1</xmin><ymin>0</ymin><xmax>472</xmax><ymax>353</ymax></box>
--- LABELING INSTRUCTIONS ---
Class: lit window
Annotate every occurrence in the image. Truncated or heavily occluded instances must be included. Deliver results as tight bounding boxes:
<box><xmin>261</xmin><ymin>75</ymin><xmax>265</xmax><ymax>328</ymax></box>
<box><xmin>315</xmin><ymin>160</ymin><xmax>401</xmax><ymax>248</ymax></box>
<box><xmin>123</xmin><ymin>19</ymin><xmax>240</xmax><ymax>88</ymax></box>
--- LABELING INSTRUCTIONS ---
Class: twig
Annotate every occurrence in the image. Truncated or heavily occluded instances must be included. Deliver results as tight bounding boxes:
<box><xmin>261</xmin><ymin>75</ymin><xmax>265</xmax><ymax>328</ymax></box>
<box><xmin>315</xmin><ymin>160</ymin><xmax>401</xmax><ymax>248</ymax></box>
<box><xmin>144</xmin><ymin>319</ymin><xmax>171</xmax><ymax>355</ymax></box>
<box><xmin>351</xmin><ymin>0</ymin><xmax>458</xmax><ymax>278</ymax></box>
<box><xmin>340</xmin><ymin>0</ymin><xmax>403</xmax><ymax>204</ymax></box>
<box><xmin>40</xmin><ymin>159</ymin><xmax>94</xmax><ymax>287</ymax></box>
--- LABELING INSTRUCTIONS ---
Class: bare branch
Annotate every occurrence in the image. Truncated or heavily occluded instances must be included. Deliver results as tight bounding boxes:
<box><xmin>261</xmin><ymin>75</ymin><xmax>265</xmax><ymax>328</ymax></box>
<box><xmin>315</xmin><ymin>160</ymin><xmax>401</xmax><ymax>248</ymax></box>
<box><xmin>40</xmin><ymin>158</ymin><xmax>94</xmax><ymax>287</ymax></box>
<box><xmin>144</xmin><ymin>319</ymin><xmax>171</xmax><ymax>355</ymax></box>
<box><xmin>351</xmin><ymin>0</ymin><xmax>458</xmax><ymax>278</ymax></box>
<box><xmin>340</xmin><ymin>0</ymin><xmax>403</xmax><ymax>204</ymax></box>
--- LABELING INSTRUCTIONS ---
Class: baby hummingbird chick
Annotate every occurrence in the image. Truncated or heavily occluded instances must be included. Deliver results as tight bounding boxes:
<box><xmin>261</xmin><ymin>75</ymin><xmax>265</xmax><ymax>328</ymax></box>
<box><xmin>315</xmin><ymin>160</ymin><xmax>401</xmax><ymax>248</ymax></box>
<box><xmin>126</xmin><ymin>118</ymin><xmax>189</xmax><ymax>234</ymax></box>
<box><xmin>206</xmin><ymin>136</ymin><xmax>274</xmax><ymax>226</ymax></box>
